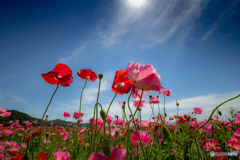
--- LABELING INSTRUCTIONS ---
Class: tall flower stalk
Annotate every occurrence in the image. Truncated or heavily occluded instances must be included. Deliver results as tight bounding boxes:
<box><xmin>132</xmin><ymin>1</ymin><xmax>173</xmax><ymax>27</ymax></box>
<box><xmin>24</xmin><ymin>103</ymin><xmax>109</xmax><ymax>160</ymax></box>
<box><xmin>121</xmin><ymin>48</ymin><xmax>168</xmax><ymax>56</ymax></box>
<box><xmin>192</xmin><ymin>93</ymin><xmax>240</xmax><ymax>160</ymax></box>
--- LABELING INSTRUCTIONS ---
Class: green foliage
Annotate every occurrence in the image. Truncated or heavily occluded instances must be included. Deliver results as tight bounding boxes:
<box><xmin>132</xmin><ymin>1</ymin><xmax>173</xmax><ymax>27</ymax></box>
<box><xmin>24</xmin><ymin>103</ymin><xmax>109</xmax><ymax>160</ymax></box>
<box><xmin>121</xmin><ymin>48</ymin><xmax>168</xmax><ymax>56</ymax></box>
<box><xmin>0</xmin><ymin>110</ymin><xmax>90</xmax><ymax>127</ymax></box>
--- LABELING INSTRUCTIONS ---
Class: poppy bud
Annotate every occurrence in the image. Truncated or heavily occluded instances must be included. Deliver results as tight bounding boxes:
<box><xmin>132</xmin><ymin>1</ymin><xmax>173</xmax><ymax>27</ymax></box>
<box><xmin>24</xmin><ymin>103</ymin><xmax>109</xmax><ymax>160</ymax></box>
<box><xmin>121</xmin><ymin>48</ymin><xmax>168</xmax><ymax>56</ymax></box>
<box><xmin>98</xmin><ymin>74</ymin><xmax>103</xmax><ymax>79</ymax></box>
<box><xmin>46</xmin><ymin>115</ymin><xmax>49</xmax><ymax>118</ymax></box>
<box><xmin>218</xmin><ymin>110</ymin><xmax>222</xmax><ymax>116</ymax></box>
<box><xmin>101</xmin><ymin>138</ymin><xmax>111</xmax><ymax>157</ymax></box>
<box><xmin>137</xmin><ymin>108</ymin><xmax>141</xmax><ymax>111</ymax></box>
<box><xmin>62</xmin><ymin>123</ymin><xmax>65</xmax><ymax>126</ymax></box>
<box><xmin>149</xmin><ymin>95</ymin><xmax>152</xmax><ymax>98</ymax></box>
<box><xmin>176</xmin><ymin>100</ymin><xmax>179</xmax><ymax>107</ymax></box>
<box><xmin>164</xmin><ymin>113</ymin><xmax>167</xmax><ymax>117</ymax></box>
<box><xmin>154</xmin><ymin>125</ymin><xmax>159</xmax><ymax>131</ymax></box>
<box><xmin>163</xmin><ymin>126</ymin><xmax>170</xmax><ymax>140</ymax></box>
<box><xmin>180</xmin><ymin>128</ymin><xmax>182</xmax><ymax>133</ymax></box>
<box><xmin>190</xmin><ymin>125</ymin><xmax>192</xmax><ymax>129</ymax></box>
<box><xmin>46</xmin><ymin>133</ymin><xmax>49</xmax><ymax>138</ymax></box>
<box><xmin>100</xmin><ymin>109</ymin><xmax>107</xmax><ymax>121</ymax></box>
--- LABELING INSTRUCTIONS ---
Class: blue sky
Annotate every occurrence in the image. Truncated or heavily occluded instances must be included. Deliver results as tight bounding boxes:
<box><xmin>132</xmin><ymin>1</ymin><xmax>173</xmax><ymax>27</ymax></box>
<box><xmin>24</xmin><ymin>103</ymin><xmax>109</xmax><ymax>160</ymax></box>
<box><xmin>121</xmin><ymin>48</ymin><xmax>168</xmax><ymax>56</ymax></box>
<box><xmin>0</xmin><ymin>0</ymin><xmax>240</xmax><ymax>123</ymax></box>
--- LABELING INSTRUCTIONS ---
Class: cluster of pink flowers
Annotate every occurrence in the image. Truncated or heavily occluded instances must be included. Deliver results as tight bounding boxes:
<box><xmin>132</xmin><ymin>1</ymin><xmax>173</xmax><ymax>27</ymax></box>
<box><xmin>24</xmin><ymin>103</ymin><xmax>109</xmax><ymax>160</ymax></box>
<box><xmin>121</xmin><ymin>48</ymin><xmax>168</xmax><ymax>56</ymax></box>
<box><xmin>0</xmin><ymin>106</ymin><xmax>11</xmax><ymax>118</ymax></box>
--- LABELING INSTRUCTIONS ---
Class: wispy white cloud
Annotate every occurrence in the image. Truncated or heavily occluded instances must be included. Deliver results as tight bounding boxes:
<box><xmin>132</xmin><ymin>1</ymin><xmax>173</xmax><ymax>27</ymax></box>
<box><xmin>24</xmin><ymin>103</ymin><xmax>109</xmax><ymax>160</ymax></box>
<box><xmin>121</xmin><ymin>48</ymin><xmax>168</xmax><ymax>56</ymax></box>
<box><xmin>49</xmin><ymin>91</ymin><xmax>239</xmax><ymax>123</ymax></box>
<box><xmin>202</xmin><ymin>27</ymin><xmax>215</xmax><ymax>40</ymax></box>
<box><xmin>96</xmin><ymin>0</ymin><xmax>209</xmax><ymax>48</ymax></box>
<box><xmin>0</xmin><ymin>92</ymin><xmax>28</xmax><ymax>104</ymax></box>
<box><xmin>58</xmin><ymin>44</ymin><xmax>86</xmax><ymax>64</ymax></box>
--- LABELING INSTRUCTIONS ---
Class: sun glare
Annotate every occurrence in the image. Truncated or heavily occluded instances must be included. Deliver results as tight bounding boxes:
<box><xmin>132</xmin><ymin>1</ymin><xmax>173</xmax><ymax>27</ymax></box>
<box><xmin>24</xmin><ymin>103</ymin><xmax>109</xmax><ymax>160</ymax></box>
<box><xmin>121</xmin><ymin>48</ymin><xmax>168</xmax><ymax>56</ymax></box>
<box><xmin>128</xmin><ymin>0</ymin><xmax>146</xmax><ymax>7</ymax></box>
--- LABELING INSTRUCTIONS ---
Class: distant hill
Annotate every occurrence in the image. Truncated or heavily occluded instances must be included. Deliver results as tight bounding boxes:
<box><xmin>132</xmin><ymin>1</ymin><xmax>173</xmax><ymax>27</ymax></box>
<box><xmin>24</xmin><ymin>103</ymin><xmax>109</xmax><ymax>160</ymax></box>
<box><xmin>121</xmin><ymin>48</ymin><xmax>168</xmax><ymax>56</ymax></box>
<box><xmin>0</xmin><ymin>110</ymin><xmax>90</xmax><ymax>127</ymax></box>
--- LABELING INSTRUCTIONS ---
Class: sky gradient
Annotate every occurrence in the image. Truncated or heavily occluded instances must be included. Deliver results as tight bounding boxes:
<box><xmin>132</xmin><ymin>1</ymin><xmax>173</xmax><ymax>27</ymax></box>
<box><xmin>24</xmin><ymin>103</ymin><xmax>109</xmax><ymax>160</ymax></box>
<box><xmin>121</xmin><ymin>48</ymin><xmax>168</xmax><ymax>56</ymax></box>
<box><xmin>0</xmin><ymin>0</ymin><xmax>240</xmax><ymax>123</ymax></box>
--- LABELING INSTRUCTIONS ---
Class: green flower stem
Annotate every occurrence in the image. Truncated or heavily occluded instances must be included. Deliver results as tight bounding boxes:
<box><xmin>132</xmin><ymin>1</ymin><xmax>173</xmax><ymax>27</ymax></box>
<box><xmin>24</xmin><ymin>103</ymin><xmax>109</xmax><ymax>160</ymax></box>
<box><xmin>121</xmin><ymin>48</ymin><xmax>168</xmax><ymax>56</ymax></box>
<box><xmin>126</xmin><ymin>121</ymin><xmax>130</xmax><ymax>160</ymax></box>
<box><xmin>78</xmin><ymin>79</ymin><xmax>87</xmax><ymax>128</ymax></box>
<box><xmin>163</xmin><ymin>95</ymin><xmax>166</xmax><ymax>117</ymax></box>
<box><xmin>106</xmin><ymin>86</ymin><xmax>119</xmax><ymax>115</ymax></box>
<box><xmin>107</xmin><ymin>120</ymin><xmax>112</xmax><ymax>160</ymax></box>
<box><xmin>127</xmin><ymin>88</ymin><xmax>146</xmax><ymax>159</ymax></box>
<box><xmin>37</xmin><ymin>83</ymin><xmax>59</xmax><ymax>151</ymax></box>
<box><xmin>91</xmin><ymin>78</ymin><xmax>102</xmax><ymax>152</ymax></box>
<box><xmin>193</xmin><ymin>93</ymin><xmax>240</xmax><ymax>160</ymax></box>
<box><xmin>150</xmin><ymin>103</ymin><xmax>155</xmax><ymax>121</ymax></box>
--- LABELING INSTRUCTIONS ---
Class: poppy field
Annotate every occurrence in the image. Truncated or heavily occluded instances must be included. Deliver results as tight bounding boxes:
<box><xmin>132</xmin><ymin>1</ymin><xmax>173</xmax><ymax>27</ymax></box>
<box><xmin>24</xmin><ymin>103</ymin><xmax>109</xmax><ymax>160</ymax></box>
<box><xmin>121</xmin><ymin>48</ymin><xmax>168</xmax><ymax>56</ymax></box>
<box><xmin>0</xmin><ymin>62</ymin><xmax>240</xmax><ymax>160</ymax></box>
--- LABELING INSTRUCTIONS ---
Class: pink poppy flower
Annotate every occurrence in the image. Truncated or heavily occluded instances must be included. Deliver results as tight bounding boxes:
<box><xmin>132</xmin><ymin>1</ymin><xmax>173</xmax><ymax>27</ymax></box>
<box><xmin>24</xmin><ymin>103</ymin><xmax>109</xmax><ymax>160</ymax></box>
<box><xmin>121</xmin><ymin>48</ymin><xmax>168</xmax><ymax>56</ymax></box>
<box><xmin>169</xmin><ymin>117</ymin><xmax>174</xmax><ymax>121</ymax></box>
<box><xmin>127</xmin><ymin>63</ymin><xmax>162</xmax><ymax>93</ymax></box>
<box><xmin>202</xmin><ymin>122</ymin><xmax>214</xmax><ymax>135</ymax></box>
<box><xmin>149</xmin><ymin>96</ymin><xmax>160</xmax><ymax>104</ymax></box>
<box><xmin>140</xmin><ymin>120</ymin><xmax>149</xmax><ymax>127</ymax></box>
<box><xmin>89</xmin><ymin>118</ymin><xmax>103</xmax><ymax>126</ymax></box>
<box><xmin>0</xmin><ymin>106</ymin><xmax>11</xmax><ymax>118</ymax></box>
<box><xmin>63</xmin><ymin>112</ymin><xmax>70</xmax><ymax>117</ymax></box>
<box><xmin>132</xmin><ymin>87</ymin><xmax>150</xmax><ymax>99</ymax></box>
<box><xmin>161</xmin><ymin>89</ymin><xmax>172</xmax><ymax>96</ymax></box>
<box><xmin>106</xmin><ymin>115</ymin><xmax>113</xmax><ymax>125</ymax></box>
<box><xmin>43</xmin><ymin>139</ymin><xmax>50</xmax><ymax>145</ymax></box>
<box><xmin>192</xmin><ymin>107</ymin><xmax>203</xmax><ymax>114</ymax></box>
<box><xmin>53</xmin><ymin>149</ymin><xmax>70</xmax><ymax>160</ymax></box>
<box><xmin>237</xmin><ymin>111</ymin><xmax>240</xmax><ymax>114</ymax></box>
<box><xmin>228</xmin><ymin>129</ymin><xmax>240</xmax><ymax>150</ymax></box>
<box><xmin>7</xmin><ymin>145</ymin><xmax>21</xmax><ymax>154</ymax></box>
<box><xmin>73</xmin><ymin>111</ymin><xmax>83</xmax><ymax>120</ymax></box>
<box><xmin>77</xmin><ymin>119</ymin><xmax>83</xmax><ymax>124</ymax></box>
<box><xmin>3</xmin><ymin>129</ymin><xmax>14</xmax><ymax>136</ymax></box>
<box><xmin>235</xmin><ymin>114</ymin><xmax>240</xmax><ymax>125</ymax></box>
<box><xmin>204</xmin><ymin>139</ymin><xmax>221</xmax><ymax>151</ymax></box>
<box><xmin>113</xmin><ymin>119</ymin><xmax>123</xmax><ymax>126</ymax></box>
<box><xmin>119</xmin><ymin>101</ymin><xmax>123</xmax><ymax>107</ymax></box>
<box><xmin>133</xmin><ymin>97</ymin><xmax>146</xmax><ymax>108</ymax></box>
<box><xmin>213</xmin><ymin>115</ymin><xmax>218</xmax><ymax>119</ymax></box>
<box><xmin>88</xmin><ymin>147</ymin><xmax>126</xmax><ymax>160</ymax></box>
<box><xmin>131</xmin><ymin>131</ymin><xmax>151</xmax><ymax>147</ymax></box>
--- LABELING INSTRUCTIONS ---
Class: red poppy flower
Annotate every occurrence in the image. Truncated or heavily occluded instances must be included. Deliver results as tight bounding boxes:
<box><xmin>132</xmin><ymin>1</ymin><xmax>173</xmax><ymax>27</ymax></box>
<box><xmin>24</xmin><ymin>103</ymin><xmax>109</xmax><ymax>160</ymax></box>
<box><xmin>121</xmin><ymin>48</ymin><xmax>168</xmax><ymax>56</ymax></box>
<box><xmin>13</xmin><ymin>153</ymin><xmax>24</xmax><ymax>160</ymax></box>
<box><xmin>112</xmin><ymin>69</ymin><xmax>133</xmax><ymax>95</ymax></box>
<box><xmin>35</xmin><ymin>152</ymin><xmax>48</xmax><ymax>160</ymax></box>
<box><xmin>184</xmin><ymin>115</ymin><xmax>187</xmax><ymax>118</ymax></box>
<box><xmin>173</xmin><ymin>115</ymin><xmax>178</xmax><ymax>119</ymax></box>
<box><xmin>77</xmin><ymin>69</ymin><xmax>98</xmax><ymax>82</ymax></box>
<box><xmin>41</xmin><ymin>63</ymin><xmax>73</xmax><ymax>87</ymax></box>
<box><xmin>34</xmin><ymin>130</ymin><xmax>41</xmax><ymax>136</ymax></box>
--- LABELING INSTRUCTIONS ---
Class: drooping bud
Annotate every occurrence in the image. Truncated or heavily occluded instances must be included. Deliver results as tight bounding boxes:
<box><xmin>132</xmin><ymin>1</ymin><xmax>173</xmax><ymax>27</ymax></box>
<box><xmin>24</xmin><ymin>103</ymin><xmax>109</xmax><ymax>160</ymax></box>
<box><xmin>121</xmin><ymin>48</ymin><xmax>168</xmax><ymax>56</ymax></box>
<box><xmin>46</xmin><ymin>115</ymin><xmax>49</xmax><ymax>118</ymax></box>
<box><xmin>98</xmin><ymin>74</ymin><xmax>103</xmax><ymax>80</ymax></box>
<box><xmin>100</xmin><ymin>109</ymin><xmax>107</xmax><ymax>121</ymax></box>
<box><xmin>176</xmin><ymin>100</ymin><xmax>179</xmax><ymax>107</ymax></box>
<box><xmin>218</xmin><ymin>110</ymin><xmax>222</xmax><ymax>116</ymax></box>
<box><xmin>164</xmin><ymin>113</ymin><xmax>167</xmax><ymax>117</ymax></box>
<box><xmin>101</xmin><ymin>138</ymin><xmax>111</xmax><ymax>157</ymax></box>
<box><xmin>163</xmin><ymin>126</ymin><xmax>170</xmax><ymax>140</ymax></box>
<box><xmin>154</xmin><ymin>125</ymin><xmax>159</xmax><ymax>131</ymax></box>
<box><xmin>137</xmin><ymin>108</ymin><xmax>141</xmax><ymax>111</ymax></box>
<box><xmin>149</xmin><ymin>95</ymin><xmax>152</xmax><ymax>98</ymax></box>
